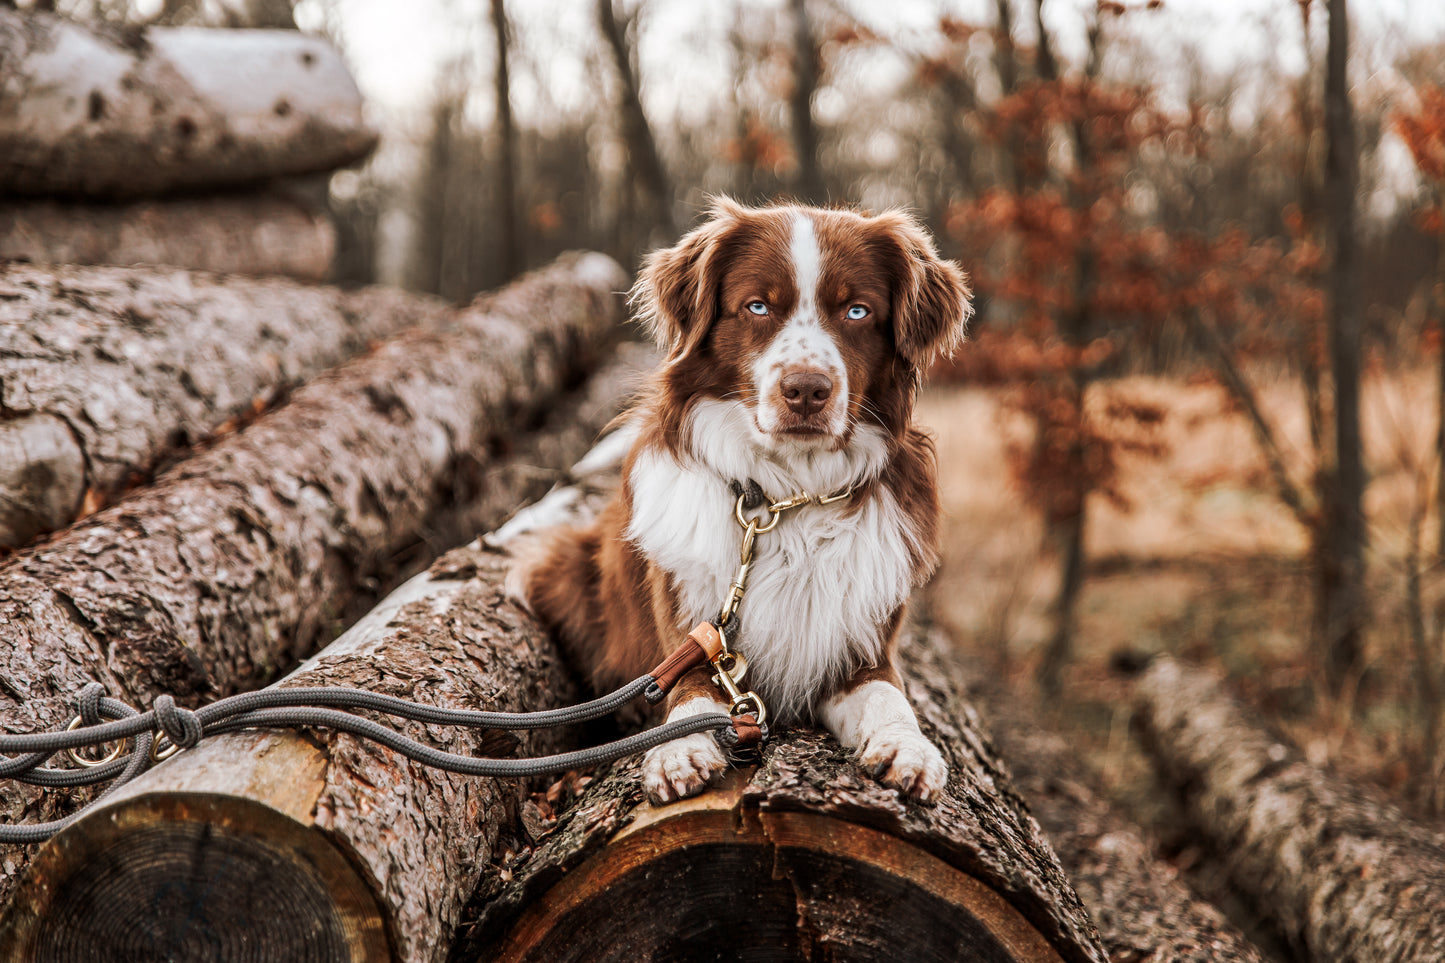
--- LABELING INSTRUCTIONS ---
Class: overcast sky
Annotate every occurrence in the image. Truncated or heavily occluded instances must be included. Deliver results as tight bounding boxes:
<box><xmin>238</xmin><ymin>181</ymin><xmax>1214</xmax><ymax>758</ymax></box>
<box><xmin>301</xmin><ymin>0</ymin><xmax>1445</xmax><ymax>126</ymax></box>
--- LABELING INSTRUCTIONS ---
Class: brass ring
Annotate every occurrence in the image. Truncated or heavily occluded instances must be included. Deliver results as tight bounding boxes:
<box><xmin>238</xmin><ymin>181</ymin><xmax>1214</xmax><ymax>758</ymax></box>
<box><xmin>151</xmin><ymin>736</ymin><xmax>179</xmax><ymax>762</ymax></box>
<box><xmin>734</xmin><ymin>494</ymin><xmax>781</xmax><ymax>534</ymax></box>
<box><xmin>64</xmin><ymin>716</ymin><xmax>127</xmax><ymax>769</ymax></box>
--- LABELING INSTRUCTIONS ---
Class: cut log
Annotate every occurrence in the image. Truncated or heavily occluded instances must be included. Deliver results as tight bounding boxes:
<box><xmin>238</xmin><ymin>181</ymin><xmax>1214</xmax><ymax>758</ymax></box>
<box><xmin>0</xmin><ymin>253</ymin><xmax>629</xmax><ymax>904</ymax></box>
<box><xmin>0</xmin><ymin>192</ymin><xmax>337</xmax><ymax>281</ymax></box>
<box><xmin>1133</xmin><ymin>657</ymin><xmax>1445</xmax><ymax>963</ymax></box>
<box><xmin>0</xmin><ymin>11</ymin><xmax>377</xmax><ymax>198</ymax></box>
<box><xmin>957</xmin><ymin>664</ymin><xmax>1269</xmax><ymax>963</ymax></box>
<box><xmin>0</xmin><ymin>350</ymin><xmax>653</xmax><ymax>963</ymax></box>
<box><xmin>0</xmin><ymin>262</ymin><xmax>453</xmax><ymax>548</ymax></box>
<box><xmin>452</xmin><ymin>622</ymin><xmax>1109</xmax><ymax>963</ymax></box>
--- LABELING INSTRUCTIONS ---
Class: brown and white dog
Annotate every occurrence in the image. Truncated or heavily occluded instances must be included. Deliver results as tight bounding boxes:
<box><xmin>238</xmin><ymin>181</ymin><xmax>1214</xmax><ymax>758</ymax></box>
<box><xmin>510</xmin><ymin>199</ymin><xmax>972</xmax><ymax>804</ymax></box>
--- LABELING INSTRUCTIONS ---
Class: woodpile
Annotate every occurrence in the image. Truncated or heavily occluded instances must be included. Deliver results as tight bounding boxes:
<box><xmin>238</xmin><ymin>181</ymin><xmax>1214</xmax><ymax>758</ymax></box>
<box><xmin>0</xmin><ymin>351</ymin><xmax>650</xmax><ymax>963</ymax></box>
<box><xmin>0</xmin><ymin>9</ymin><xmax>373</xmax><ymax>278</ymax></box>
<box><xmin>1134</xmin><ymin>657</ymin><xmax>1445</xmax><ymax>963</ymax></box>
<box><xmin>0</xmin><ymin>252</ymin><xmax>628</xmax><ymax>905</ymax></box>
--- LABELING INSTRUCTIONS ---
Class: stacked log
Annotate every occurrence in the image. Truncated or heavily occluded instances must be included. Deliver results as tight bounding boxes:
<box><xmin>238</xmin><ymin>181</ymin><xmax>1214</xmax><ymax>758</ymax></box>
<box><xmin>0</xmin><ymin>350</ymin><xmax>651</xmax><ymax>963</ymax></box>
<box><xmin>0</xmin><ymin>262</ymin><xmax>451</xmax><ymax>547</ymax></box>
<box><xmin>0</xmin><ymin>194</ymin><xmax>337</xmax><ymax>281</ymax></box>
<box><xmin>1133</xmin><ymin>657</ymin><xmax>1445</xmax><ymax>963</ymax></box>
<box><xmin>0</xmin><ymin>9</ymin><xmax>375</xmax><ymax>277</ymax></box>
<box><xmin>0</xmin><ymin>252</ymin><xmax>628</xmax><ymax>904</ymax></box>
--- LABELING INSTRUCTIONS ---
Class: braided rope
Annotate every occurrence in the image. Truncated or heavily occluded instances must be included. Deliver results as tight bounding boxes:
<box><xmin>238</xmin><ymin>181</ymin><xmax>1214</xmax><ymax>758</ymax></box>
<box><xmin>0</xmin><ymin>678</ymin><xmax>751</xmax><ymax>844</ymax></box>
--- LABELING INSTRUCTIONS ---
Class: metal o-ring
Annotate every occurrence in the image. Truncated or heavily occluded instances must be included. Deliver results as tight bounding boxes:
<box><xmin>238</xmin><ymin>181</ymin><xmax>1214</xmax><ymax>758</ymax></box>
<box><xmin>64</xmin><ymin>716</ymin><xmax>127</xmax><ymax>768</ymax></box>
<box><xmin>734</xmin><ymin>493</ymin><xmax>781</xmax><ymax>533</ymax></box>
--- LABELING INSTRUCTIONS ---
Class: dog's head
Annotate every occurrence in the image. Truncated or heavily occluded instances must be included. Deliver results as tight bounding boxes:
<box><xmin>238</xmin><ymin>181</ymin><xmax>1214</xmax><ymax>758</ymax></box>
<box><xmin>634</xmin><ymin>198</ymin><xmax>971</xmax><ymax>452</ymax></box>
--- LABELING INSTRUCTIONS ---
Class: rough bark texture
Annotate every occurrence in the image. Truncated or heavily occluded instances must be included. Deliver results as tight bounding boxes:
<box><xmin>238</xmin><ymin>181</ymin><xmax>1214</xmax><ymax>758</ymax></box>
<box><xmin>0</xmin><ymin>252</ymin><xmax>629</xmax><ymax>905</ymax></box>
<box><xmin>1133</xmin><ymin>658</ymin><xmax>1445</xmax><ymax>963</ymax></box>
<box><xmin>957</xmin><ymin>664</ymin><xmax>1269</xmax><ymax>963</ymax></box>
<box><xmin>453</xmin><ymin>622</ymin><xmax>1108</xmax><ymax>963</ymax></box>
<box><xmin>0</xmin><ymin>10</ymin><xmax>377</xmax><ymax>198</ymax></box>
<box><xmin>0</xmin><ymin>350</ymin><xmax>654</xmax><ymax>963</ymax></box>
<box><xmin>0</xmin><ymin>262</ymin><xmax>452</xmax><ymax>548</ymax></box>
<box><xmin>0</xmin><ymin>192</ymin><xmax>337</xmax><ymax>281</ymax></box>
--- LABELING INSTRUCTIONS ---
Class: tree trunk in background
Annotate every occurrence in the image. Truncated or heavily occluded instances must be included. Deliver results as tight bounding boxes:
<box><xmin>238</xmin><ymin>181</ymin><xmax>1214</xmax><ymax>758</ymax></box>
<box><xmin>455</xmin><ymin>621</ymin><xmax>1110</xmax><ymax>963</ymax></box>
<box><xmin>491</xmin><ymin>0</ymin><xmax>521</xmax><ymax>282</ymax></box>
<box><xmin>788</xmin><ymin>0</ymin><xmax>825</xmax><ymax>205</ymax></box>
<box><xmin>0</xmin><ymin>253</ymin><xmax>628</xmax><ymax>906</ymax></box>
<box><xmin>1035</xmin><ymin>6</ymin><xmax>1098</xmax><ymax>697</ymax></box>
<box><xmin>0</xmin><ymin>192</ymin><xmax>337</xmax><ymax>281</ymax></box>
<box><xmin>1319</xmin><ymin>0</ymin><xmax>1366</xmax><ymax>691</ymax></box>
<box><xmin>0</xmin><ymin>350</ymin><xmax>653</xmax><ymax>963</ymax></box>
<box><xmin>0</xmin><ymin>10</ymin><xmax>376</xmax><ymax>198</ymax></box>
<box><xmin>0</xmin><ymin>263</ymin><xmax>451</xmax><ymax>548</ymax></box>
<box><xmin>414</xmin><ymin>96</ymin><xmax>458</xmax><ymax>297</ymax></box>
<box><xmin>1134</xmin><ymin>658</ymin><xmax>1445</xmax><ymax>963</ymax></box>
<box><xmin>596</xmin><ymin>0</ymin><xmax>675</xmax><ymax>245</ymax></box>
<box><xmin>1434</xmin><ymin>207</ymin><xmax>1445</xmax><ymax>556</ymax></box>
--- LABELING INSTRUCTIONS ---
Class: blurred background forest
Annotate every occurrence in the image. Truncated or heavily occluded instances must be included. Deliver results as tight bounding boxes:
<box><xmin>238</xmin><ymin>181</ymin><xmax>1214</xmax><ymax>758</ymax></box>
<box><xmin>16</xmin><ymin>0</ymin><xmax>1445</xmax><ymax>901</ymax></box>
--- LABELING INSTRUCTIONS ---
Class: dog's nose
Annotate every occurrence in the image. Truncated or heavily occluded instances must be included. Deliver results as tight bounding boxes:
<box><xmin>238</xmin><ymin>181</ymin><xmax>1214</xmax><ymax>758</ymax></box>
<box><xmin>780</xmin><ymin>371</ymin><xmax>833</xmax><ymax>417</ymax></box>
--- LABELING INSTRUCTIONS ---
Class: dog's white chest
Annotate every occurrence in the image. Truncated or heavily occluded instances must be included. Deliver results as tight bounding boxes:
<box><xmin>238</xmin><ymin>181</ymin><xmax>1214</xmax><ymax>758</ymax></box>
<box><xmin>626</xmin><ymin>449</ymin><xmax>916</xmax><ymax>719</ymax></box>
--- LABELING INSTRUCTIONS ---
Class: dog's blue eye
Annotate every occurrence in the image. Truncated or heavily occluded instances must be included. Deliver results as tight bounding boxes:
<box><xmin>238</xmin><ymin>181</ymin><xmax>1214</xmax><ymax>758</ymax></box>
<box><xmin>846</xmin><ymin>305</ymin><xmax>869</xmax><ymax>320</ymax></box>
<box><xmin>747</xmin><ymin>301</ymin><xmax>769</xmax><ymax>316</ymax></box>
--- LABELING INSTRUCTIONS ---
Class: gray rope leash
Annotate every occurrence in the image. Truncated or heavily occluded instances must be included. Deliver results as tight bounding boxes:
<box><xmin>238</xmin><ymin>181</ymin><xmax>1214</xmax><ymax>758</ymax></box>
<box><xmin>0</xmin><ymin>677</ymin><xmax>757</xmax><ymax>845</ymax></box>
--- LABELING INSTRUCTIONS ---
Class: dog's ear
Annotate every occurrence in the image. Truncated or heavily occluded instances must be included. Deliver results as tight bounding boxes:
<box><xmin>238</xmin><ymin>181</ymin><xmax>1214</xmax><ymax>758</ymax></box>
<box><xmin>874</xmin><ymin>211</ymin><xmax>973</xmax><ymax>368</ymax></box>
<box><xmin>632</xmin><ymin>198</ymin><xmax>746</xmax><ymax>362</ymax></box>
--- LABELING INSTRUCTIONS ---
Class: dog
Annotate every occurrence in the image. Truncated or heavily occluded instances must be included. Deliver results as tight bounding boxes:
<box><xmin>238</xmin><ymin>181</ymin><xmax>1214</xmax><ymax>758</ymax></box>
<box><xmin>509</xmin><ymin>198</ymin><xmax>972</xmax><ymax>804</ymax></box>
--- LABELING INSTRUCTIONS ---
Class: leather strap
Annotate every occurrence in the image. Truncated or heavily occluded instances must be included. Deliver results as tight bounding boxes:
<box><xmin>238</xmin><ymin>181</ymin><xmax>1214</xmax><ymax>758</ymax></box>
<box><xmin>729</xmin><ymin>713</ymin><xmax>763</xmax><ymax>750</ymax></box>
<box><xmin>644</xmin><ymin>622</ymin><xmax>726</xmax><ymax>703</ymax></box>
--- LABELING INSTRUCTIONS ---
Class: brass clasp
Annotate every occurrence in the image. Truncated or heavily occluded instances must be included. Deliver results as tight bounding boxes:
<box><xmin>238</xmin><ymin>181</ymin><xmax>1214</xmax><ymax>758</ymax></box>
<box><xmin>710</xmin><ymin>647</ymin><xmax>767</xmax><ymax>726</ymax></box>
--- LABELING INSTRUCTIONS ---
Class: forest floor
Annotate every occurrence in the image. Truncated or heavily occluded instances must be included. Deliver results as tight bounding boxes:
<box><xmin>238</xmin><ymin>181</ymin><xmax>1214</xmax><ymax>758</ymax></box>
<box><xmin>917</xmin><ymin>365</ymin><xmax>1445</xmax><ymax>938</ymax></box>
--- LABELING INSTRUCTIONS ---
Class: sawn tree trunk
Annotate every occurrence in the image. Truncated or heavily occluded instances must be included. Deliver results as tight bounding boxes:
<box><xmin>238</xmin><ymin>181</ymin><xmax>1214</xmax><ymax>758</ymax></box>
<box><xmin>0</xmin><ymin>192</ymin><xmax>338</xmax><ymax>282</ymax></box>
<box><xmin>0</xmin><ymin>262</ymin><xmax>451</xmax><ymax>547</ymax></box>
<box><xmin>1133</xmin><ymin>657</ymin><xmax>1445</xmax><ymax>963</ymax></box>
<box><xmin>0</xmin><ymin>10</ymin><xmax>376</xmax><ymax>198</ymax></box>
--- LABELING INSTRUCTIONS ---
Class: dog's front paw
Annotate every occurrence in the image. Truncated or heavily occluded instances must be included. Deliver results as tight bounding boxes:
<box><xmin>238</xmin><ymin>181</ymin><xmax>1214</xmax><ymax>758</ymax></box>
<box><xmin>858</xmin><ymin>727</ymin><xmax>949</xmax><ymax>802</ymax></box>
<box><xmin>642</xmin><ymin>733</ymin><xmax>728</xmax><ymax>804</ymax></box>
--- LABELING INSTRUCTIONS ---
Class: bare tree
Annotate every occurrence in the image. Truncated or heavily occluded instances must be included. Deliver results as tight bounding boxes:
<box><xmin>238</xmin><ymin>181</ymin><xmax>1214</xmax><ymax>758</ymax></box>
<box><xmin>788</xmin><ymin>0</ymin><xmax>826</xmax><ymax>204</ymax></box>
<box><xmin>1319</xmin><ymin>0</ymin><xmax>1367</xmax><ymax>690</ymax></box>
<box><xmin>596</xmin><ymin>0</ymin><xmax>676</xmax><ymax>242</ymax></box>
<box><xmin>491</xmin><ymin>0</ymin><xmax>520</xmax><ymax>280</ymax></box>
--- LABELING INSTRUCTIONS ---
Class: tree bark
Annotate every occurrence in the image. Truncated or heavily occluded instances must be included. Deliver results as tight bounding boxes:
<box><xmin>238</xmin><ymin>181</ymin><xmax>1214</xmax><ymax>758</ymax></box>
<box><xmin>959</xmin><ymin>664</ymin><xmax>1270</xmax><ymax>963</ymax></box>
<box><xmin>0</xmin><ymin>262</ymin><xmax>452</xmax><ymax>548</ymax></box>
<box><xmin>0</xmin><ymin>350</ymin><xmax>654</xmax><ymax>963</ymax></box>
<box><xmin>0</xmin><ymin>252</ymin><xmax>628</xmax><ymax>904</ymax></box>
<box><xmin>0</xmin><ymin>192</ymin><xmax>337</xmax><ymax>281</ymax></box>
<box><xmin>0</xmin><ymin>10</ymin><xmax>377</xmax><ymax>199</ymax></box>
<box><xmin>1319</xmin><ymin>0</ymin><xmax>1366</xmax><ymax>690</ymax></box>
<box><xmin>1133</xmin><ymin>658</ymin><xmax>1445</xmax><ymax>963</ymax></box>
<box><xmin>453</xmin><ymin>623</ymin><xmax>1109</xmax><ymax>963</ymax></box>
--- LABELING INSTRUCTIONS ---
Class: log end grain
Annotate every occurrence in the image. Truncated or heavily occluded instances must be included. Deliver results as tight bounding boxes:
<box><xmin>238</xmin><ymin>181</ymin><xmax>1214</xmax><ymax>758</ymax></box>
<box><xmin>0</xmin><ymin>791</ymin><xmax>389</xmax><ymax>962</ymax></box>
<box><xmin>476</xmin><ymin>773</ymin><xmax>1065</xmax><ymax>963</ymax></box>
